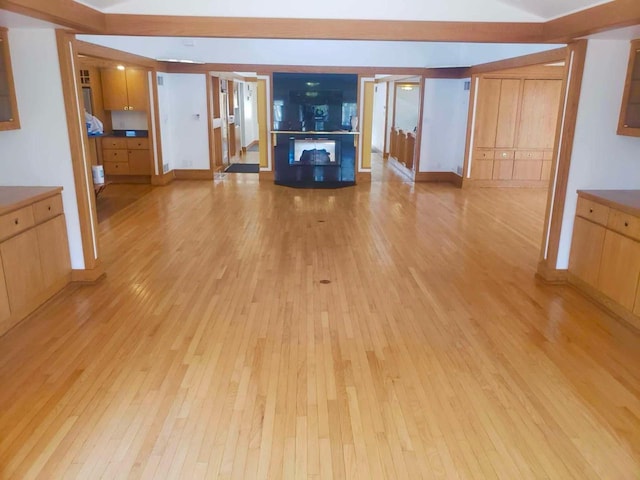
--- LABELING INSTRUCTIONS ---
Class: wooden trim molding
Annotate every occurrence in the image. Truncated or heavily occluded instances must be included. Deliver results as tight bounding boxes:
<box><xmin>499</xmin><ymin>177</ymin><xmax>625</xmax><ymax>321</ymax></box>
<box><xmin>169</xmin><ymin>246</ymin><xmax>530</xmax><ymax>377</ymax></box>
<box><xmin>535</xmin><ymin>261</ymin><xmax>568</xmax><ymax>285</ymax></box>
<box><xmin>544</xmin><ymin>0</ymin><xmax>640</xmax><ymax>43</ymax></box>
<box><xmin>55</xmin><ymin>29</ymin><xmax>101</xmax><ymax>271</ymax></box>
<box><xmin>0</xmin><ymin>27</ymin><xmax>20</xmax><ymax>132</ymax></box>
<box><xmin>0</xmin><ymin>0</ymin><xmax>105</xmax><ymax>32</ymax></box>
<box><xmin>411</xmin><ymin>77</ymin><xmax>426</xmax><ymax>173</ymax></box>
<box><xmin>103</xmin><ymin>15</ymin><xmax>545</xmax><ymax>43</ymax></box>
<box><xmin>151</xmin><ymin>170</ymin><xmax>175</xmax><ymax>186</ymax></box>
<box><xmin>617</xmin><ymin>38</ymin><xmax>640</xmax><ymax>137</ymax></box>
<box><xmin>415</xmin><ymin>172</ymin><xmax>464</xmax><ymax>187</ymax></box>
<box><xmin>71</xmin><ymin>266</ymin><xmax>105</xmax><ymax>283</ymax></box>
<box><xmin>537</xmin><ymin>40</ymin><xmax>588</xmax><ymax>275</ymax></box>
<box><xmin>568</xmin><ymin>272</ymin><xmax>640</xmax><ymax>332</ymax></box>
<box><xmin>424</xmin><ymin>67</ymin><xmax>471</xmax><ymax>79</ymax></box>
<box><xmin>164</xmin><ymin>62</ymin><xmax>427</xmax><ymax>76</ymax></box>
<box><xmin>469</xmin><ymin>47</ymin><xmax>568</xmax><ymax>76</ymax></box>
<box><xmin>174</xmin><ymin>169</ymin><xmax>214</xmax><ymax>180</ymax></box>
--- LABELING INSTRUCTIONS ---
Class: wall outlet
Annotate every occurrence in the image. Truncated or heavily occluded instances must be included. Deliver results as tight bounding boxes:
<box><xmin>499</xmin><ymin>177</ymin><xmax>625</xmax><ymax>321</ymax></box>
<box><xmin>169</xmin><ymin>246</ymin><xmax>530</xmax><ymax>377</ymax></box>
<box><xmin>457</xmin><ymin>166</ymin><xmax>463</xmax><ymax>175</ymax></box>
<box><xmin>163</xmin><ymin>163</ymin><xmax>169</xmax><ymax>173</ymax></box>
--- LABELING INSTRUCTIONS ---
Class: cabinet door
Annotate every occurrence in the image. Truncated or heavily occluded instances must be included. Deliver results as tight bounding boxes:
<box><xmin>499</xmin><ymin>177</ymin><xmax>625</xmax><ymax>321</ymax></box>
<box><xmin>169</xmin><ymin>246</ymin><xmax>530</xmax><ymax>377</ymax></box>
<box><xmin>0</xmin><ymin>251</ymin><xmax>10</xmax><ymax>332</ymax></box>
<box><xmin>471</xmin><ymin>159</ymin><xmax>493</xmax><ymax>179</ymax></box>
<box><xmin>101</xmin><ymin>69</ymin><xmax>128</xmax><ymax>111</ymax></box>
<box><xmin>495</xmin><ymin>79</ymin><xmax>520</xmax><ymax>148</ymax></box>
<box><xmin>516</xmin><ymin>79</ymin><xmax>562</xmax><ymax>149</ymax></box>
<box><xmin>0</xmin><ymin>229</ymin><xmax>44</xmax><ymax>312</ymax></box>
<box><xmin>512</xmin><ymin>160</ymin><xmax>543</xmax><ymax>180</ymax></box>
<box><xmin>597</xmin><ymin>230</ymin><xmax>640</xmax><ymax>310</ymax></box>
<box><xmin>36</xmin><ymin>216</ymin><xmax>71</xmax><ymax>290</ymax></box>
<box><xmin>128</xmin><ymin>149</ymin><xmax>151</xmax><ymax>175</ymax></box>
<box><xmin>125</xmin><ymin>69</ymin><xmax>149</xmax><ymax>111</ymax></box>
<box><xmin>474</xmin><ymin>79</ymin><xmax>501</xmax><ymax>148</ymax></box>
<box><xmin>569</xmin><ymin>217</ymin><xmax>606</xmax><ymax>288</ymax></box>
<box><xmin>492</xmin><ymin>159</ymin><xmax>513</xmax><ymax>180</ymax></box>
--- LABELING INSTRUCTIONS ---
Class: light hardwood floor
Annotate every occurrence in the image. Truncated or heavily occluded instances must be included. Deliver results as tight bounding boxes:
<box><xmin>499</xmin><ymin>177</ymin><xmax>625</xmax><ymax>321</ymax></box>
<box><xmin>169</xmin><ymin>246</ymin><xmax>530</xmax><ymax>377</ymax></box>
<box><xmin>0</xmin><ymin>159</ymin><xmax>639</xmax><ymax>479</ymax></box>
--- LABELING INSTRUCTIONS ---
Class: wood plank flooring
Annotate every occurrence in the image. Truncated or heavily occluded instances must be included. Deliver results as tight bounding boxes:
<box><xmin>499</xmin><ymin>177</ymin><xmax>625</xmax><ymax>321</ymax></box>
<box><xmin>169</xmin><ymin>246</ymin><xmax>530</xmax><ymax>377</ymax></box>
<box><xmin>0</xmin><ymin>162</ymin><xmax>639</xmax><ymax>479</ymax></box>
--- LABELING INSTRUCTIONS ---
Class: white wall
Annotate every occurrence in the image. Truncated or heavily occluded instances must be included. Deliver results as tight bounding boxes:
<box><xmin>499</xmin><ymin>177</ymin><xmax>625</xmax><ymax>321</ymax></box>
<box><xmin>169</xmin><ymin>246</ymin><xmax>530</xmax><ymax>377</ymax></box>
<box><xmin>394</xmin><ymin>85</ymin><xmax>421</xmax><ymax>132</ymax></box>
<box><xmin>0</xmin><ymin>28</ymin><xmax>85</xmax><ymax>269</ymax></box>
<box><xmin>242</xmin><ymin>81</ymin><xmax>258</xmax><ymax>148</ymax></box>
<box><xmin>156</xmin><ymin>73</ymin><xmax>174</xmax><ymax>172</ymax></box>
<box><xmin>371</xmin><ymin>82</ymin><xmax>387</xmax><ymax>152</ymax></box>
<box><xmin>419</xmin><ymin>78</ymin><xmax>470</xmax><ymax>173</ymax></box>
<box><xmin>162</xmin><ymin>73</ymin><xmax>209</xmax><ymax>170</ymax></box>
<box><xmin>556</xmin><ymin>39</ymin><xmax>640</xmax><ymax>269</ymax></box>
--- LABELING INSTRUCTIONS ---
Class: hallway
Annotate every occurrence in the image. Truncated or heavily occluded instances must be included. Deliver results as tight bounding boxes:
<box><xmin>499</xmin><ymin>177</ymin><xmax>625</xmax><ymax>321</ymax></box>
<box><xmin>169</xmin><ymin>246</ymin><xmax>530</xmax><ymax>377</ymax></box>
<box><xmin>0</xmin><ymin>171</ymin><xmax>638</xmax><ymax>478</ymax></box>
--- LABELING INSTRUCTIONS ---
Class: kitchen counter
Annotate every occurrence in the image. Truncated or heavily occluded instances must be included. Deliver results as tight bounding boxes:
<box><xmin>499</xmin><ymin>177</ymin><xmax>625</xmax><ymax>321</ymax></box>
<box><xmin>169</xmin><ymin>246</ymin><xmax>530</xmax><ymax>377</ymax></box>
<box><xmin>577</xmin><ymin>190</ymin><xmax>640</xmax><ymax>218</ymax></box>
<box><xmin>0</xmin><ymin>186</ymin><xmax>63</xmax><ymax>216</ymax></box>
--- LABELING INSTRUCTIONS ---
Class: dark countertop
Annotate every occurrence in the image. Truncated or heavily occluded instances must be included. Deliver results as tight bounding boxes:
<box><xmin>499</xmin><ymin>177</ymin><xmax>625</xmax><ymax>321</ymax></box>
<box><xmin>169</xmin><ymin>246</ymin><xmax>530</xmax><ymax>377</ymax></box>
<box><xmin>0</xmin><ymin>186</ymin><xmax>63</xmax><ymax>216</ymax></box>
<box><xmin>97</xmin><ymin>130</ymin><xmax>149</xmax><ymax>138</ymax></box>
<box><xmin>578</xmin><ymin>190</ymin><xmax>640</xmax><ymax>217</ymax></box>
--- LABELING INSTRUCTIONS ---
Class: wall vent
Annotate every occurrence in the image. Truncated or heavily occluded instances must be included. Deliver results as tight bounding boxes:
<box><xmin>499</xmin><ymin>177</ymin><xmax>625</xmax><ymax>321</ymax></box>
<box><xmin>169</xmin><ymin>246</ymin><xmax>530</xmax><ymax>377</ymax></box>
<box><xmin>157</xmin><ymin>76</ymin><xmax>164</xmax><ymax>87</ymax></box>
<box><xmin>163</xmin><ymin>163</ymin><xmax>169</xmax><ymax>173</ymax></box>
<box><xmin>464</xmin><ymin>81</ymin><xmax>471</xmax><ymax>91</ymax></box>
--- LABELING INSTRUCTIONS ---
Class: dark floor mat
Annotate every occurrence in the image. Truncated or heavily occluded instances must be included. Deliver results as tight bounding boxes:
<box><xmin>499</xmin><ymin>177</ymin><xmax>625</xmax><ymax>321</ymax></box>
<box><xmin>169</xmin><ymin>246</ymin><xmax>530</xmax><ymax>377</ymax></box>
<box><xmin>225</xmin><ymin>163</ymin><xmax>260</xmax><ymax>173</ymax></box>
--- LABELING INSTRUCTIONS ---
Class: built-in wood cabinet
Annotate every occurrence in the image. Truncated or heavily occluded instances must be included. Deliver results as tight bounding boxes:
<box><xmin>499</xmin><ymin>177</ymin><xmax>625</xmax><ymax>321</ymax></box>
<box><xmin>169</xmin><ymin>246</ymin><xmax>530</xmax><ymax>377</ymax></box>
<box><xmin>469</xmin><ymin>73</ymin><xmax>563</xmax><ymax>186</ymax></box>
<box><xmin>102</xmin><ymin>136</ymin><xmax>152</xmax><ymax>179</ymax></box>
<box><xmin>568</xmin><ymin>191</ymin><xmax>640</xmax><ymax>330</ymax></box>
<box><xmin>101</xmin><ymin>67</ymin><xmax>149</xmax><ymax>111</ymax></box>
<box><xmin>618</xmin><ymin>39</ymin><xmax>640</xmax><ymax>137</ymax></box>
<box><xmin>0</xmin><ymin>187</ymin><xmax>71</xmax><ymax>336</ymax></box>
<box><xmin>0</xmin><ymin>27</ymin><xmax>20</xmax><ymax>131</ymax></box>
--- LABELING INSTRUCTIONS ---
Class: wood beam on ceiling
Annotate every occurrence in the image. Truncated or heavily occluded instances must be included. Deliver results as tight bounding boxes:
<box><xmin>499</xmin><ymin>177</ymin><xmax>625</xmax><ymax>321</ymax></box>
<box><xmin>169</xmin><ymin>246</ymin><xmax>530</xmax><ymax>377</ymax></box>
<box><xmin>543</xmin><ymin>0</ymin><xmax>640</xmax><ymax>43</ymax></box>
<box><xmin>0</xmin><ymin>0</ymin><xmax>105</xmax><ymax>32</ymax></box>
<box><xmin>469</xmin><ymin>46</ymin><xmax>567</xmax><ymax>75</ymax></box>
<box><xmin>103</xmin><ymin>15</ymin><xmax>546</xmax><ymax>43</ymax></box>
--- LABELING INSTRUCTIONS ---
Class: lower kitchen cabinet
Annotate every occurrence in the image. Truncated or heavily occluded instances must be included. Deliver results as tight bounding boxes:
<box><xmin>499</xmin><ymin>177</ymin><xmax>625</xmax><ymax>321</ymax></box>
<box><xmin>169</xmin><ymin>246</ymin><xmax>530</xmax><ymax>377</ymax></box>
<box><xmin>0</xmin><ymin>187</ymin><xmax>71</xmax><ymax>336</ymax></box>
<box><xmin>568</xmin><ymin>190</ymin><xmax>640</xmax><ymax>330</ymax></box>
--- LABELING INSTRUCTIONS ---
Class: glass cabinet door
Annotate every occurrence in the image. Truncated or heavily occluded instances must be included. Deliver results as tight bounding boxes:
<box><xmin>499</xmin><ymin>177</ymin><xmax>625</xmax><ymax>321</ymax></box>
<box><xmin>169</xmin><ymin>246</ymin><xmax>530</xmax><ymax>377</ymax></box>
<box><xmin>0</xmin><ymin>28</ymin><xmax>19</xmax><ymax>130</ymax></box>
<box><xmin>618</xmin><ymin>40</ymin><xmax>640</xmax><ymax>137</ymax></box>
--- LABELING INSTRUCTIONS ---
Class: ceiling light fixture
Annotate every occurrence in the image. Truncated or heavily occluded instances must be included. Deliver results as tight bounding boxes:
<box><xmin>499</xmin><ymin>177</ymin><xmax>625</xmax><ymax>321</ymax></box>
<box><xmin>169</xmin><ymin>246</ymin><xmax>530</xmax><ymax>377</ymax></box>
<box><xmin>116</xmin><ymin>65</ymin><xmax>125</xmax><ymax>71</ymax></box>
<box><xmin>157</xmin><ymin>58</ymin><xmax>205</xmax><ymax>65</ymax></box>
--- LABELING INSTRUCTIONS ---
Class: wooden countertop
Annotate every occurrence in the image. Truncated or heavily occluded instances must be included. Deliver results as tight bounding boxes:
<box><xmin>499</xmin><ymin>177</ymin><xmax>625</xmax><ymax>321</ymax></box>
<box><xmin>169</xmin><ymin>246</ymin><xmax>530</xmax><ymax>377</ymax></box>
<box><xmin>578</xmin><ymin>190</ymin><xmax>640</xmax><ymax>217</ymax></box>
<box><xmin>0</xmin><ymin>186</ymin><xmax>63</xmax><ymax>216</ymax></box>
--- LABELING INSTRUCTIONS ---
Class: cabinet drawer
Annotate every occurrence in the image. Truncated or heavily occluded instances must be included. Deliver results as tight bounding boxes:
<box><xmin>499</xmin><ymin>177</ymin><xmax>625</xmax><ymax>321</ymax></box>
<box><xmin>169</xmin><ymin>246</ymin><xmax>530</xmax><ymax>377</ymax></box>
<box><xmin>102</xmin><ymin>138</ymin><xmax>127</xmax><ymax>149</ymax></box>
<box><xmin>515</xmin><ymin>150</ymin><xmax>544</xmax><ymax>160</ymax></box>
<box><xmin>494</xmin><ymin>150</ymin><xmax>514</xmax><ymax>160</ymax></box>
<box><xmin>104</xmin><ymin>162</ymin><xmax>130</xmax><ymax>175</ymax></box>
<box><xmin>126</xmin><ymin>138</ymin><xmax>149</xmax><ymax>150</ymax></box>
<box><xmin>0</xmin><ymin>206</ymin><xmax>35</xmax><ymax>242</ymax></box>
<box><xmin>607</xmin><ymin>209</ymin><xmax>640</xmax><ymax>241</ymax></box>
<box><xmin>32</xmin><ymin>194</ymin><xmax>63</xmax><ymax>224</ymax></box>
<box><xmin>103</xmin><ymin>149</ymin><xmax>128</xmax><ymax>162</ymax></box>
<box><xmin>575</xmin><ymin>197</ymin><xmax>609</xmax><ymax>226</ymax></box>
<box><xmin>473</xmin><ymin>149</ymin><xmax>494</xmax><ymax>160</ymax></box>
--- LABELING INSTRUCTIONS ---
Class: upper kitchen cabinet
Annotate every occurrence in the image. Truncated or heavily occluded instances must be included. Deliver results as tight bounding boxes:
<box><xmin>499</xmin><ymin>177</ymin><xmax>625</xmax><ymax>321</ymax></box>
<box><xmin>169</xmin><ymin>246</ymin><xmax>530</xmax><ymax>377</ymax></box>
<box><xmin>618</xmin><ymin>39</ymin><xmax>640</xmax><ymax>137</ymax></box>
<box><xmin>0</xmin><ymin>28</ymin><xmax>20</xmax><ymax>131</ymax></box>
<box><xmin>101</xmin><ymin>67</ymin><xmax>149</xmax><ymax>111</ymax></box>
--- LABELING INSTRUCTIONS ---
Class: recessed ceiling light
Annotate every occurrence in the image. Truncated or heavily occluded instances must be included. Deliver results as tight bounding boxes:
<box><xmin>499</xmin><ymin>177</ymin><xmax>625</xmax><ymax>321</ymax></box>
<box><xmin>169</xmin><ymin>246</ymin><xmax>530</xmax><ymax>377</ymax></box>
<box><xmin>157</xmin><ymin>58</ymin><xmax>205</xmax><ymax>65</ymax></box>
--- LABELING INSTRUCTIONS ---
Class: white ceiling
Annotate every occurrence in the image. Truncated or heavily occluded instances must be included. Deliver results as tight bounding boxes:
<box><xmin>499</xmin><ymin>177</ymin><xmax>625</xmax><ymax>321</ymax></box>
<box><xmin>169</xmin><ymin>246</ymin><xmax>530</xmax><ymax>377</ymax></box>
<box><xmin>495</xmin><ymin>0</ymin><xmax>614</xmax><ymax>20</ymax></box>
<box><xmin>74</xmin><ymin>0</ymin><xmax>614</xmax><ymax>21</ymax></box>
<box><xmin>77</xmin><ymin>34</ymin><xmax>563</xmax><ymax>68</ymax></box>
